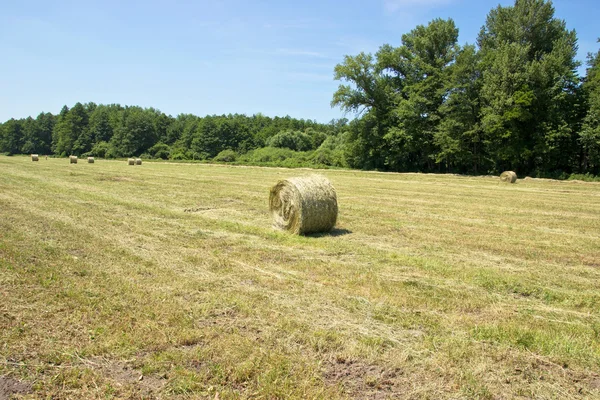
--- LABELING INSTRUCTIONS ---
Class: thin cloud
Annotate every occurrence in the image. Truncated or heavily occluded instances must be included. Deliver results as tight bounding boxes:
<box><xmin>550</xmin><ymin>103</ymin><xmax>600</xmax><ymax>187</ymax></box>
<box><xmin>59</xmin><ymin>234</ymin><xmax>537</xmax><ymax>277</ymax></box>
<box><xmin>287</xmin><ymin>72</ymin><xmax>334</xmax><ymax>82</ymax></box>
<box><xmin>276</xmin><ymin>48</ymin><xmax>335</xmax><ymax>59</ymax></box>
<box><xmin>383</xmin><ymin>0</ymin><xmax>453</xmax><ymax>13</ymax></box>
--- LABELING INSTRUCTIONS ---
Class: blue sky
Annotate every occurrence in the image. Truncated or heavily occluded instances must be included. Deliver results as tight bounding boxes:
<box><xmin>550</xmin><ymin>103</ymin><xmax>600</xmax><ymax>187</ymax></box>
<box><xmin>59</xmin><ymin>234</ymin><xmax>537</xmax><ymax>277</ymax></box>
<box><xmin>1</xmin><ymin>0</ymin><xmax>598</xmax><ymax>123</ymax></box>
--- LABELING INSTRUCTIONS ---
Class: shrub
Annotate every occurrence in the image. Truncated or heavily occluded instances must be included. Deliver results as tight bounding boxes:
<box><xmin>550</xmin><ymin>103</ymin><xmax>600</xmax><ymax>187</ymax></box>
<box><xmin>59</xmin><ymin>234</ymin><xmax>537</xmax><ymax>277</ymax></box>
<box><xmin>148</xmin><ymin>143</ymin><xmax>171</xmax><ymax>160</ymax></box>
<box><xmin>568</xmin><ymin>173</ymin><xmax>600</xmax><ymax>182</ymax></box>
<box><xmin>90</xmin><ymin>141</ymin><xmax>110</xmax><ymax>158</ymax></box>
<box><xmin>170</xmin><ymin>152</ymin><xmax>187</xmax><ymax>160</ymax></box>
<box><xmin>240</xmin><ymin>147</ymin><xmax>299</xmax><ymax>163</ymax></box>
<box><xmin>213</xmin><ymin>149</ymin><xmax>238</xmax><ymax>162</ymax></box>
<box><xmin>267</xmin><ymin>130</ymin><xmax>313</xmax><ymax>151</ymax></box>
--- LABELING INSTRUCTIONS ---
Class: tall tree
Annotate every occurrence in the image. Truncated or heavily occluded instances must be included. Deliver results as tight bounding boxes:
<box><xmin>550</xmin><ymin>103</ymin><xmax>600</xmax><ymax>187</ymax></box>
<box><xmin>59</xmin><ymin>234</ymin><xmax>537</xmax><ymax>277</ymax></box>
<box><xmin>88</xmin><ymin>105</ymin><xmax>114</xmax><ymax>144</ymax></box>
<box><xmin>580</xmin><ymin>41</ymin><xmax>600</xmax><ymax>174</ymax></box>
<box><xmin>381</xmin><ymin>18</ymin><xmax>460</xmax><ymax>171</ymax></box>
<box><xmin>332</xmin><ymin>52</ymin><xmax>392</xmax><ymax>169</ymax></box>
<box><xmin>436</xmin><ymin>45</ymin><xmax>484</xmax><ymax>172</ymax></box>
<box><xmin>0</xmin><ymin>119</ymin><xmax>24</xmax><ymax>155</ymax></box>
<box><xmin>35</xmin><ymin>112</ymin><xmax>55</xmax><ymax>155</ymax></box>
<box><xmin>478</xmin><ymin>0</ymin><xmax>580</xmax><ymax>174</ymax></box>
<box><xmin>109</xmin><ymin>107</ymin><xmax>157</xmax><ymax>157</ymax></box>
<box><xmin>52</xmin><ymin>103</ymin><xmax>90</xmax><ymax>156</ymax></box>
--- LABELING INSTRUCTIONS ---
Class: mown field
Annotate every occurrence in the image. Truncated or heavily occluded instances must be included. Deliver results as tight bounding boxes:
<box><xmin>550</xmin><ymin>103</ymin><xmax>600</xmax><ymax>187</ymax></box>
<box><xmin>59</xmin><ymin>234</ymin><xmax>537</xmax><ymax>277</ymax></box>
<box><xmin>1</xmin><ymin>155</ymin><xmax>599</xmax><ymax>399</ymax></box>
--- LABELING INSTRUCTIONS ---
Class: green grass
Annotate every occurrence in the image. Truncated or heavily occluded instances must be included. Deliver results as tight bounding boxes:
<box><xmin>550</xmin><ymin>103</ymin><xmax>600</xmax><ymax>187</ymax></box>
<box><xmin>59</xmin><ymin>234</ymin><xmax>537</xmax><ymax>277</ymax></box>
<box><xmin>1</xmin><ymin>155</ymin><xmax>599</xmax><ymax>399</ymax></box>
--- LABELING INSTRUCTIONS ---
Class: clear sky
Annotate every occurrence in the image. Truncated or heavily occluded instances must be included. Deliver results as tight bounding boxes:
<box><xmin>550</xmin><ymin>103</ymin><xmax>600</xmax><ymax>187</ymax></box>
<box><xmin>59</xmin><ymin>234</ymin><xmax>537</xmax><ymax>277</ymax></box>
<box><xmin>1</xmin><ymin>0</ymin><xmax>598</xmax><ymax>123</ymax></box>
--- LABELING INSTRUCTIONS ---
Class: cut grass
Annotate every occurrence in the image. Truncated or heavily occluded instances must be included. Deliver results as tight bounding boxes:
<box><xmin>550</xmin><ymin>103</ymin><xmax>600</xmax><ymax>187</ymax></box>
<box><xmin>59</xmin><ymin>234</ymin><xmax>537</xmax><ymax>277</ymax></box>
<box><xmin>0</xmin><ymin>155</ymin><xmax>599</xmax><ymax>399</ymax></box>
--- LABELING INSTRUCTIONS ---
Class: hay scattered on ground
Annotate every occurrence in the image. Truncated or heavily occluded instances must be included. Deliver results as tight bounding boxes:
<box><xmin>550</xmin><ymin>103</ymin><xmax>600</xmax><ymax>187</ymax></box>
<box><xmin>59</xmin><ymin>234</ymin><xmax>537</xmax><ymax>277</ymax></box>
<box><xmin>269</xmin><ymin>175</ymin><xmax>338</xmax><ymax>235</ymax></box>
<box><xmin>500</xmin><ymin>171</ymin><xmax>517</xmax><ymax>183</ymax></box>
<box><xmin>128</xmin><ymin>158</ymin><xmax>135</xmax><ymax>166</ymax></box>
<box><xmin>135</xmin><ymin>158</ymin><xmax>142</xmax><ymax>165</ymax></box>
<box><xmin>69</xmin><ymin>156</ymin><xmax>78</xmax><ymax>164</ymax></box>
<box><xmin>87</xmin><ymin>157</ymin><xmax>95</xmax><ymax>163</ymax></box>
<box><xmin>31</xmin><ymin>154</ymin><xmax>39</xmax><ymax>161</ymax></box>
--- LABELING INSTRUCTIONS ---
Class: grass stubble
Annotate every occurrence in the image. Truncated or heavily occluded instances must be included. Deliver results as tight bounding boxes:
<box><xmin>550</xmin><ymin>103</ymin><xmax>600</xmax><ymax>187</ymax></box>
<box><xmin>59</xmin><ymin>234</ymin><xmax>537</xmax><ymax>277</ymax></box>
<box><xmin>0</xmin><ymin>156</ymin><xmax>599</xmax><ymax>399</ymax></box>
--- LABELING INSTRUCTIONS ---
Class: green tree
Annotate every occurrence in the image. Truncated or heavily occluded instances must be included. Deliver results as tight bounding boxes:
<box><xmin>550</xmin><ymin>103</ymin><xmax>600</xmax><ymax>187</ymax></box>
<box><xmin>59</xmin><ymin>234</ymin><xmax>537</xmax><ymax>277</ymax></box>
<box><xmin>88</xmin><ymin>105</ymin><xmax>114</xmax><ymax>143</ymax></box>
<box><xmin>109</xmin><ymin>107</ymin><xmax>157</xmax><ymax>157</ymax></box>
<box><xmin>332</xmin><ymin>52</ymin><xmax>392</xmax><ymax>169</ymax></box>
<box><xmin>381</xmin><ymin>18</ymin><xmax>460</xmax><ymax>171</ymax></box>
<box><xmin>267</xmin><ymin>130</ymin><xmax>313</xmax><ymax>151</ymax></box>
<box><xmin>0</xmin><ymin>119</ymin><xmax>24</xmax><ymax>155</ymax></box>
<box><xmin>436</xmin><ymin>45</ymin><xmax>484</xmax><ymax>172</ymax></box>
<box><xmin>35</xmin><ymin>112</ymin><xmax>55</xmax><ymax>154</ymax></box>
<box><xmin>478</xmin><ymin>0</ymin><xmax>580</xmax><ymax>174</ymax></box>
<box><xmin>52</xmin><ymin>103</ymin><xmax>90</xmax><ymax>156</ymax></box>
<box><xmin>21</xmin><ymin>117</ymin><xmax>39</xmax><ymax>155</ymax></box>
<box><xmin>580</xmin><ymin>41</ymin><xmax>600</xmax><ymax>174</ymax></box>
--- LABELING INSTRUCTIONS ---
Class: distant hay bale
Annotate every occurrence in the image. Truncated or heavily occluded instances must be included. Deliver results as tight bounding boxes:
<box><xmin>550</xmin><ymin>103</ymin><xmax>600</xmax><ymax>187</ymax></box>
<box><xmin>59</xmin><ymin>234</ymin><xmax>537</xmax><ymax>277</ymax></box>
<box><xmin>128</xmin><ymin>158</ymin><xmax>135</xmax><ymax>165</ymax></box>
<box><xmin>31</xmin><ymin>154</ymin><xmax>39</xmax><ymax>161</ymax></box>
<box><xmin>269</xmin><ymin>175</ymin><xmax>338</xmax><ymax>235</ymax></box>
<box><xmin>69</xmin><ymin>156</ymin><xmax>78</xmax><ymax>164</ymax></box>
<box><xmin>500</xmin><ymin>171</ymin><xmax>517</xmax><ymax>183</ymax></box>
<box><xmin>87</xmin><ymin>157</ymin><xmax>95</xmax><ymax>163</ymax></box>
<box><xmin>135</xmin><ymin>158</ymin><xmax>142</xmax><ymax>165</ymax></box>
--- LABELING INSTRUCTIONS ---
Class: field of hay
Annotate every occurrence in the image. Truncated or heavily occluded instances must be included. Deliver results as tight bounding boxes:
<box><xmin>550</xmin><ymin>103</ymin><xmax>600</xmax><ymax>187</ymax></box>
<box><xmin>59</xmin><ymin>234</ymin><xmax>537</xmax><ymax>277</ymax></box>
<box><xmin>1</xmin><ymin>155</ymin><xmax>599</xmax><ymax>399</ymax></box>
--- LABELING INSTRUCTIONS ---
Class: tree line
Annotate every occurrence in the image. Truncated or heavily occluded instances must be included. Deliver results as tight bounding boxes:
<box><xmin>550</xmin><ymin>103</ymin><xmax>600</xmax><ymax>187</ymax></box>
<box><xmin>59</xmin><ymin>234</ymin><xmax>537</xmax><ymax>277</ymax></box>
<box><xmin>1</xmin><ymin>0</ymin><xmax>599</xmax><ymax>177</ymax></box>
<box><xmin>333</xmin><ymin>0</ymin><xmax>600</xmax><ymax>177</ymax></box>
<box><xmin>0</xmin><ymin>103</ymin><xmax>348</xmax><ymax>167</ymax></box>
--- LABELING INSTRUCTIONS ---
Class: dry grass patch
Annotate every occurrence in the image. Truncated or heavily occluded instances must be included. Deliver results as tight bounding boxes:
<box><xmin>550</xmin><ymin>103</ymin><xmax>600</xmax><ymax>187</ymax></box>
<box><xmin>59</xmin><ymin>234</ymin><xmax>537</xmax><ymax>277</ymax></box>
<box><xmin>0</xmin><ymin>156</ymin><xmax>599</xmax><ymax>398</ymax></box>
<box><xmin>269</xmin><ymin>174</ymin><xmax>338</xmax><ymax>235</ymax></box>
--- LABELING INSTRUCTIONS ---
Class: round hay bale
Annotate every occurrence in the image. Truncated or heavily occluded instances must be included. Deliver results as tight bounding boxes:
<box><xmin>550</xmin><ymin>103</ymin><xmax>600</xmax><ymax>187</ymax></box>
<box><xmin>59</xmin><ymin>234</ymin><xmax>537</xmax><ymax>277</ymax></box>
<box><xmin>269</xmin><ymin>175</ymin><xmax>338</xmax><ymax>235</ymax></box>
<box><xmin>500</xmin><ymin>171</ymin><xmax>517</xmax><ymax>183</ymax></box>
<box><xmin>31</xmin><ymin>154</ymin><xmax>39</xmax><ymax>161</ymax></box>
<box><xmin>87</xmin><ymin>157</ymin><xmax>95</xmax><ymax>163</ymax></box>
<box><xmin>69</xmin><ymin>155</ymin><xmax>78</xmax><ymax>164</ymax></box>
<box><xmin>135</xmin><ymin>158</ymin><xmax>142</xmax><ymax>165</ymax></box>
<box><xmin>128</xmin><ymin>158</ymin><xmax>135</xmax><ymax>165</ymax></box>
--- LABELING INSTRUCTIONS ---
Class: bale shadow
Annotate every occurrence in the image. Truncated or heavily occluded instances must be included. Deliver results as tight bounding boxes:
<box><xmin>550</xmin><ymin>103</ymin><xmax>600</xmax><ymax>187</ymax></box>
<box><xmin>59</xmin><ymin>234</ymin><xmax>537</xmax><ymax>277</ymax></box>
<box><xmin>306</xmin><ymin>228</ymin><xmax>352</xmax><ymax>238</ymax></box>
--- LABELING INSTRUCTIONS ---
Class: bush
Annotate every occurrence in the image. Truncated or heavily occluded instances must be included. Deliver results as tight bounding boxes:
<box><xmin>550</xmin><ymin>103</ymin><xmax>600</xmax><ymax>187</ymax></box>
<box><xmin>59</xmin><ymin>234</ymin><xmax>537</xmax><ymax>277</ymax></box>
<box><xmin>90</xmin><ymin>141</ymin><xmax>110</xmax><ymax>158</ymax></box>
<box><xmin>170</xmin><ymin>152</ymin><xmax>188</xmax><ymax>160</ymax></box>
<box><xmin>213</xmin><ymin>149</ymin><xmax>238</xmax><ymax>162</ymax></box>
<box><xmin>568</xmin><ymin>173</ymin><xmax>600</xmax><ymax>182</ymax></box>
<box><xmin>148</xmin><ymin>143</ymin><xmax>171</xmax><ymax>160</ymax></box>
<box><xmin>240</xmin><ymin>147</ymin><xmax>299</xmax><ymax>163</ymax></box>
<box><xmin>267</xmin><ymin>130</ymin><xmax>313</xmax><ymax>151</ymax></box>
<box><xmin>310</xmin><ymin>135</ymin><xmax>347</xmax><ymax>167</ymax></box>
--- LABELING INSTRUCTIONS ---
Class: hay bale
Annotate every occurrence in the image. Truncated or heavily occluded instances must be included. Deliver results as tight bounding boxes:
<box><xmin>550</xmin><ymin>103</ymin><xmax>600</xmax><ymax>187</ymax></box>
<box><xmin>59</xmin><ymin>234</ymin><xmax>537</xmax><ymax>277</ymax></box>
<box><xmin>135</xmin><ymin>158</ymin><xmax>142</xmax><ymax>165</ymax></box>
<box><xmin>87</xmin><ymin>157</ymin><xmax>95</xmax><ymax>163</ymax></box>
<box><xmin>31</xmin><ymin>154</ymin><xmax>39</xmax><ymax>161</ymax></box>
<box><xmin>69</xmin><ymin>156</ymin><xmax>78</xmax><ymax>164</ymax></box>
<box><xmin>500</xmin><ymin>171</ymin><xmax>517</xmax><ymax>183</ymax></box>
<box><xmin>128</xmin><ymin>158</ymin><xmax>135</xmax><ymax>165</ymax></box>
<box><xmin>269</xmin><ymin>175</ymin><xmax>338</xmax><ymax>235</ymax></box>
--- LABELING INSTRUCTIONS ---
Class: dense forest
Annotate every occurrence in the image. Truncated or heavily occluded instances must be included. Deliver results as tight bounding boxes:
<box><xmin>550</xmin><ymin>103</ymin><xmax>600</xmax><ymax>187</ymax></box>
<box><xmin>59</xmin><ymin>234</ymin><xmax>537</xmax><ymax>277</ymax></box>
<box><xmin>0</xmin><ymin>104</ymin><xmax>348</xmax><ymax>168</ymax></box>
<box><xmin>1</xmin><ymin>0</ymin><xmax>599</xmax><ymax>177</ymax></box>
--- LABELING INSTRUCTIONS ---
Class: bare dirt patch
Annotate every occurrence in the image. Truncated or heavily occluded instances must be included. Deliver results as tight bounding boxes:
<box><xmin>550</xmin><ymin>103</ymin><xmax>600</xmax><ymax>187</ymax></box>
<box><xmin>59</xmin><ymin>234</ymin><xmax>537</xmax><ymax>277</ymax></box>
<box><xmin>0</xmin><ymin>376</ymin><xmax>32</xmax><ymax>400</ymax></box>
<box><xmin>97</xmin><ymin>359</ymin><xmax>167</xmax><ymax>396</ymax></box>
<box><xmin>324</xmin><ymin>358</ymin><xmax>403</xmax><ymax>400</ymax></box>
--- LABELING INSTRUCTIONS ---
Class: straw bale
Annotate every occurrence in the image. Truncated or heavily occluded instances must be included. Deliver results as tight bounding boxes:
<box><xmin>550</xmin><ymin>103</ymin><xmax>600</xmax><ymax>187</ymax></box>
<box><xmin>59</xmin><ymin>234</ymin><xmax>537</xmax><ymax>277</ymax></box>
<box><xmin>500</xmin><ymin>171</ymin><xmax>517</xmax><ymax>183</ymax></box>
<box><xmin>269</xmin><ymin>175</ymin><xmax>338</xmax><ymax>235</ymax></box>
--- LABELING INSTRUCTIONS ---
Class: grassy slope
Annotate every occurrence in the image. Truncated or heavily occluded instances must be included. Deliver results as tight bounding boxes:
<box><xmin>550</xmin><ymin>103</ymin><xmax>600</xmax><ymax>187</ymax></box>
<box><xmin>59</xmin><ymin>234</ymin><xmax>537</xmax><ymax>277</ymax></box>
<box><xmin>0</xmin><ymin>155</ymin><xmax>599</xmax><ymax>399</ymax></box>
